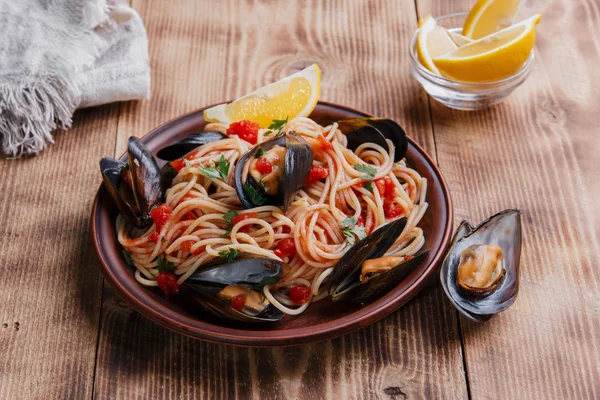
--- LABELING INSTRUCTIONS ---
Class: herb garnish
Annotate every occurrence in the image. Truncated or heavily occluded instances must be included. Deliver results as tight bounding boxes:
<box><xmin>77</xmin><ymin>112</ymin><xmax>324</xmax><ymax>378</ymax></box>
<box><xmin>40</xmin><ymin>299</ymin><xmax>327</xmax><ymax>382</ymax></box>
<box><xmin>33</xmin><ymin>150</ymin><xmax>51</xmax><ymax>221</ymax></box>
<box><xmin>355</xmin><ymin>163</ymin><xmax>376</xmax><ymax>191</ymax></box>
<box><xmin>243</xmin><ymin>182</ymin><xmax>266</xmax><ymax>206</ymax></box>
<box><xmin>255</xmin><ymin>148</ymin><xmax>266</xmax><ymax>158</ymax></box>
<box><xmin>188</xmin><ymin>155</ymin><xmax>230</xmax><ymax>181</ymax></box>
<box><xmin>340</xmin><ymin>216</ymin><xmax>366</xmax><ymax>245</ymax></box>
<box><xmin>251</xmin><ymin>276</ymin><xmax>280</xmax><ymax>294</ymax></box>
<box><xmin>122</xmin><ymin>250</ymin><xmax>134</xmax><ymax>266</ymax></box>
<box><xmin>161</xmin><ymin>237</ymin><xmax>171</xmax><ymax>243</ymax></box>
<box><xmin>264</xmin><ymin>116</ymin><xmax>288</xmax><ymax>136</ymax></box>
<box><xmin>218</xmin><ymin>247</ymin><xmax>240</xmax><ymax>263</ymax></box>
<box><xmin>157</xmin><ymin>256</ymin><xmax>175</xmax><ymax>273</ymax></box>
<box><xmin>222</xmin><ymin>210</ymin><xmax>239</xmax><ymax>237</ymax></box>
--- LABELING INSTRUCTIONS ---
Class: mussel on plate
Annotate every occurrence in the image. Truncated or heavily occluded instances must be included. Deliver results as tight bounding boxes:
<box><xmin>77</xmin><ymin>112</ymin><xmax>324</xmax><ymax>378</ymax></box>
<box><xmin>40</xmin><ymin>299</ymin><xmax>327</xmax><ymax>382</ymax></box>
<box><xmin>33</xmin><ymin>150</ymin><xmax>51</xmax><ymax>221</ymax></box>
<box><xmin>440</xmin><ymin>209</ymin><xmax>522</xmax><ymax>322</ymax></box>
<box><xmin>156</xmin><ymin>131</ymin><xmax>228</xmax><ymax>161</ymax></box>
<box><xmin>100</xmin><ymin>137</ymin><xmax>165</xmax><ymax>228</ymax></box>
<box><xmin>337</xmin><ymin>118</ymin><xmax>408</xmax><ymax>162</ymax></box>
<box><xmin>234</xmin><ymin>131</ymin><xmax>313</xmax><ymax>210</ymax></box>
<box><xmin>184</xmin><ymin>257</ymin><xmax>286</xmax><ymax>323</ymax></box>
<box><xmin>328</xmin><ymin>217</ymin><xmax>428</xmax><ymax>304</ymax></box>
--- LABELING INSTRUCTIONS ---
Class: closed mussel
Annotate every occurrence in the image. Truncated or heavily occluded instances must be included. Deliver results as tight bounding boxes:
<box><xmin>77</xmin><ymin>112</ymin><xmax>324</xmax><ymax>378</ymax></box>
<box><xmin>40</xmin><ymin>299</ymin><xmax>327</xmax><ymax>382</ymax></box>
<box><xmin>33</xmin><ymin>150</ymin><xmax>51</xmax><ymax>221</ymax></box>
<box><xmin>337</xmin><ymin>118</ymin><xmax>408</xmax><ymax>162</ymax></box>
<box><xmin>185</xmin><ymin>257</ymin><xmax>286</xmax><ymax>323</ymax></box>
<box><xmin>440</xmin><ymin>209</ymin><xmax>522</xmax><ymax>322</ymax></box>
<box><xmin>156</xmin><ymin>131</ymin><xmax>228</xmax><ymax>161</ymax></box>
<box><xmin>234</xmin><ymin>131</ymin><xmax>313</xmax><ymax>210</ymax></box>
<box><xmin>100</xmin><ymin>137</ymin><xmax>165</xmax><ymax>228</ymax></box>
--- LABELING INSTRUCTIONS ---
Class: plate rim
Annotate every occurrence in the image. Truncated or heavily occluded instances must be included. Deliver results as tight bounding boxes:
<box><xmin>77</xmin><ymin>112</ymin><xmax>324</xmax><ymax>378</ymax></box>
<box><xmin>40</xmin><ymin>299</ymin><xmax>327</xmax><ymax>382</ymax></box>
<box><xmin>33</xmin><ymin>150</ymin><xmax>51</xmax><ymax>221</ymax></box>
<box><xmin>91</xmin><ymin>101</ymin><xmax>454</xmax><ymax>347</ymax></box>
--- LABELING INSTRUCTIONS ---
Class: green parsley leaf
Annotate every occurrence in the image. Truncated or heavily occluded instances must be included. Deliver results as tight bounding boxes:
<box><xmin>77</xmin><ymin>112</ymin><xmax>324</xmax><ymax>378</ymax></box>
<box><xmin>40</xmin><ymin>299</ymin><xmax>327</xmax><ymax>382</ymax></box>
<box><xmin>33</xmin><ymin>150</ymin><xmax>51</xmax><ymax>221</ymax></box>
<box><xmin>123</xmin><ymin>162</ymin><xmax>130</xmax><ymax>170</ymax></box>
<box><xmin>251</xmin><ymin>276</ymin><xmax>280</xmax><ymax>294</ymax></box>
<box><xmin>268</xmin><ymin>116</ymin><xmax>289</xmax><ymax>132</ymax></box>
<box><xmin>340</xmin><ymin>217</ymin><xmax>367</xmax><ymax>245</ymax></box>
<box><xmin>195</xmin><ymin>156</ymin><xmax>230</xmax><ymax>181</ymax></box>
<box><xmin>157</xmin><ymin>256</ymin><xmax>175</xmax><ymax>273</ymax></box>
<box><xmin>213</xmin><ymin>155</ymin><xmax>230</xmax><ymax>181</ymax></box>
<box><xmin>222</xmin><ymin>210</ymin><xmax>239</xmax><ymax>237</ymax></box>
<box><xmin>243</xmin><ymin>182</ymin><xmax>266</xmax><ymax>206</ymax></box>
<box><xmin>161</xmin><ymin>237</ymin><xmax>170</xmax><ymax>243</ymax></box>
<box><xmin>122</xmin><ymin>249</ymin><xmax>134</xmax><ymax>266</ymax></box>
<box><xmin>264</xmin><ymin>130</ymin><xmax>273</xmax><ymax>136</ymax></box>
<box><xmin>255</xmin><ymin>148</ymin><xmax>266</xmax><ymax>158</ymax></box>
<box><xmin>354</xmin><ymin>163</ymin><xmax>377</xmax><ymax>179</ymax></box>
<box><xmin>363</xmin><ymin>181</ymin><xmax>373</xmax><ymax>192</ymax></box>
<box><xmin>218</xmin><ymin>247</ymin><xmax>240</xmax><ymax>263</ymax></box>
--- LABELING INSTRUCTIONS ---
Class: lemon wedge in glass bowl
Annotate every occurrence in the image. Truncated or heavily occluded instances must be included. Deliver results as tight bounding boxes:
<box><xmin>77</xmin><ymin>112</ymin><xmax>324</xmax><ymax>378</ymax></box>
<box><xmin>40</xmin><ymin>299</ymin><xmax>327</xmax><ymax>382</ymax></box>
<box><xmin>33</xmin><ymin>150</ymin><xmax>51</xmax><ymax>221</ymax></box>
<box><xmin>432</xmin><ymin>14</ymin><xmax>541</xmax><ymax>83</ymax></box>
<box><xmin>204</xmin><ymin>64</ymin><xmax>321</xmax><ymax>127</ymax></box>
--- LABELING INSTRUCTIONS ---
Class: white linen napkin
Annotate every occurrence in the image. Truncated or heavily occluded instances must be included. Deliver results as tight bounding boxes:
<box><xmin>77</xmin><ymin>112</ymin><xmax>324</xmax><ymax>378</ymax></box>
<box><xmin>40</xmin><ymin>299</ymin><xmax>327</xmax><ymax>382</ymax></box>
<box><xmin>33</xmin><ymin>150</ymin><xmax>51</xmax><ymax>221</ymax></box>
<box><xmin>0</xmin><ymin>0</ymin><xmax>150</xmax><ymax>157</ymax></box>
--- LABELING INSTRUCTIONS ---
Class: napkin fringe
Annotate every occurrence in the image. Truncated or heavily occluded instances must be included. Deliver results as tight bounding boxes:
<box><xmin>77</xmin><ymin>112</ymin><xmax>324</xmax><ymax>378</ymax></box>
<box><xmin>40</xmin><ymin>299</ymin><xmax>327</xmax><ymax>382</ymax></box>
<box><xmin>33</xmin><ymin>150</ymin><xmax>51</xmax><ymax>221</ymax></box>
<box><xmin>0</xmin><ymin>75</ymin><xmax>78</xmax><ymax>157</ymax></box>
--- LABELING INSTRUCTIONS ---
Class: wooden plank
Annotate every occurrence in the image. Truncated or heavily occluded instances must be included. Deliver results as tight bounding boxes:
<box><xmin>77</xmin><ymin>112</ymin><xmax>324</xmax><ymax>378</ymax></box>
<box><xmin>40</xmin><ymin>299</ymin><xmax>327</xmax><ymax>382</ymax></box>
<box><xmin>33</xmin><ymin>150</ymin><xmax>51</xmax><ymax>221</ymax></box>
<box><xmin>0</xmin><ymin>105</ymin><xmax>119</xmax><ymax>399</ymax></box>
<box><xmin>93</xmin><ymin>0</ymin><xmax>468</xmax><ymax>398</ymax></box>
<box><xmin>416</xmin><ymin>0</ymin><xmax>600</xmax><ymax>398</ymax></box>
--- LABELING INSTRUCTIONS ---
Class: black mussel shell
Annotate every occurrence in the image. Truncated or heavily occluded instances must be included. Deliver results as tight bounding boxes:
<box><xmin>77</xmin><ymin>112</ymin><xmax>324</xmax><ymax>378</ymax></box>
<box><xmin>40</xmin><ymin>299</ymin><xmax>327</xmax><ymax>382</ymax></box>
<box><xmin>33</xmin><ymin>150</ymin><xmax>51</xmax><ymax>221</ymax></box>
<box><xmin>334</xmin><ymin>250</ymin><xmax>428</xmax><ymax>304</ymax></box>
<box><xmin>100</xmin><ymin>138</ymin><xmax>165</xmax><ymax>228</ymax></box>
<box><xmin>156</xmin><ymin>131</ymin><xmax>228</xmax><ymax>161</ymax></box>
<box><xmin>184</xmin><ymin>257</ymin><xmax>285</xmax><ymax>323</ymax></box>
<box><xmin>337</xmin><ymin>118</ymin><xmax>408</xmax><ymax>162</ymax></box>
<box><xmin>329</xmin><ymin>217</ymin><xmax>409</xmax><ymax>301</ymax></box>
<box><xmin>127</xmin><ymin>137</ymin><xmax>165</xmax><ymax>226</ymax></box>
<box><xmin>234</xmin><ymin>131</ymin><xmax>313</xmax><ymax>210</ymax></box>
<box><xmin>440</xmin><ymin>210</ymin><xmax>522</xmax><ymax>322</ymax></box>
<box><xmin>100</xmin><ymin>158</ymin><xmax>141</xmax><ymax>225</ymax></box>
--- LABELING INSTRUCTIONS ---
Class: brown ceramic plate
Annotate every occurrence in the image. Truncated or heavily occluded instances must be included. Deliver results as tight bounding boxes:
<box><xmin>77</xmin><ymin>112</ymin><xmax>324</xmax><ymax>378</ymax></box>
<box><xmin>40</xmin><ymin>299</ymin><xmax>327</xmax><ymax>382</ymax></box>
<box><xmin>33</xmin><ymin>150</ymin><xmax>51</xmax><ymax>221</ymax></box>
<box><xmin>91</xmin><ymin>102</ymin><xmax>453</xmax><ymax>347</ymax></box>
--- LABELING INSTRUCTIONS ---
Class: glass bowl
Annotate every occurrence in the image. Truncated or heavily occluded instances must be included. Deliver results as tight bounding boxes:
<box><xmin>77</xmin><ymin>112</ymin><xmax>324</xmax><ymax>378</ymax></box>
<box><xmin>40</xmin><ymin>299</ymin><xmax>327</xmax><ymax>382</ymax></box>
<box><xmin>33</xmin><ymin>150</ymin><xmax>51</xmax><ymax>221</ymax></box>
<box><xmin>409</xmin><ymin>12</ymin><xmax>534</xmax><ymax>111</ymax></box>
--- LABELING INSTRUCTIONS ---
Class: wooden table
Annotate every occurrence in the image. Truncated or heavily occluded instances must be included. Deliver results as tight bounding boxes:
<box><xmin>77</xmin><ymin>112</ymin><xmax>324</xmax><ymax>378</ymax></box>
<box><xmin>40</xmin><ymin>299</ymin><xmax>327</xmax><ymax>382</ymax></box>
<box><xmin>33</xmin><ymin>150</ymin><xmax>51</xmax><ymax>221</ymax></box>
<box><xmin>1</xmin><ymin>0</ymin><xmax>599</xmax><ymax>398</ymax></box>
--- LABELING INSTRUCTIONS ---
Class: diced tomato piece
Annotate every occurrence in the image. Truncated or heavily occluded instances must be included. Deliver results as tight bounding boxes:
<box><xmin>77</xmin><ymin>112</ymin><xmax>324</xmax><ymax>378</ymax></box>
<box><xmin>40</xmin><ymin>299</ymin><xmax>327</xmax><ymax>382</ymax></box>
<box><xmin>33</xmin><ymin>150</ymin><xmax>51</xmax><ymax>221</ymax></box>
<box><xmin>384</xmin><ymin>198</ymin><xmax>404</xmax><ymax>219</ymax></box>
<box><xmin>274</xmin><ymin>238</ymin><xmax>296</xmax><ymax>258</ymax></box>
<box><xmin>282</xmin><ymin>226</ymin><xmax>291</xmax><ymax>234</ymax></box>
<box><xmin>316</xmin><ymin>135</ymin><xmax>333</xmax><ymax>152</ymax></box>
<box><xmin>149</xmin><ymin>232</ymin><xmax>160</xmax><ymax>242</ymax></box>
<box><xmin>305</xmin><ymin>165</ymin><xmax>329</xmax><ymax>185</ymax></box>
<box><xmin>255</xmin><ymin>157</ymin><xmax>273</xmax><ymax>175</ymax></box>
<box><xmin>156</xmin><ymin>272</ymin><xmax>179</xmax><ymax>297</ymax></box>
<box><xmin>289</xmin><ymin>286</ymin><xmax>312</xmax><ymax>305</ymax></box>
<box><xmin>170</xmin><ymin>159</ymin><xmax>186</xmax><ymax>172</ymax></box>
<box><xmin>356</xmin><ymin>215</ymin><xmax>365</xmax><ymax>227</ymax></box>
<box><xmin>150</xmin><ymin>204</ymin><xmax>172</xmax><ymax>232</ymax></box>
<box><xmin>375</xmin><ymin>176</ymin><xmax>396</xmax><ymax>200</ymax></box>
<box><xmin>192</xmin><ymin>245</ymin><xmax>206</xmax><ymax>256</ymax></box>
<box><xmin>180</xmin><ymin>240</ymin><xmax>193</xmax><ymax>252</ymax></box>
<box><xmin>226</xmin><ymin>120</ymin><xmax>260</xmax><ymax>145</ymax></box>
<box><xmin>231</xmin><ymin>212</ymin><xmax>258</xmax><ymax>233</ymax></box>
<box><xmin>230</xmin><ymin>294</ymin><xmax>246</xmax><ymax>311</ymax></box>
<box><xmin>185</xmin><ymin>148</ymin><xmax>202</xmax><ymax>161</ymax></box>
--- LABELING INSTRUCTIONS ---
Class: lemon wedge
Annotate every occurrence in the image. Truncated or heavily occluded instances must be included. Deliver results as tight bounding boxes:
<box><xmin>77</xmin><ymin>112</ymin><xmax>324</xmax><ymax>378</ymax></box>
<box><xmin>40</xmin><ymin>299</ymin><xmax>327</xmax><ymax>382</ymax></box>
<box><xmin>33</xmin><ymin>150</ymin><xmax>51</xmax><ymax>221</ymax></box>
<box><xmin>448</xmin><ymin>31</ymin><xmax>474</xmax><ymax>47</ymax></box>
<box><xmin>417</xmin><ymin>15</ymin><xmax>458</xmax><ymax>75</ymax></box>
<box><xmin>204</xmin><ymin>64</ymin><xmax>321</xmax><ymax>127</ymax></box>
<box><xmin>433</xmin><ymin>14</ymin><xmax>541</xmax><ymax>82</ymax></box>
<box><xmin>463</xmin><ymin>0</ymin><xmax>521</xmax><ymax>39</ymax></box>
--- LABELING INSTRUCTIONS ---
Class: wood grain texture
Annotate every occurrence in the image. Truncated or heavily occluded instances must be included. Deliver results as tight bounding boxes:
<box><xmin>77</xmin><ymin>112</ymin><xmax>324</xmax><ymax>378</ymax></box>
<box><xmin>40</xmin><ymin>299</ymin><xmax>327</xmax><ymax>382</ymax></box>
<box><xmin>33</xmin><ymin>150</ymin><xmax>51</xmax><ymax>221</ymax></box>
<box><xmin>416</xmin><ymin>0</ymin><xmax>600</xmax><ymax>398</ymax></box>
<box><xmin>94</xmin><ymin>0</ymin><xmax>467</xmax><ymax>399</ymax></box>
<box><xmin>0</xmin><ymin>105</ymin><xmax>119</xmax><ymax>399</ymax></box>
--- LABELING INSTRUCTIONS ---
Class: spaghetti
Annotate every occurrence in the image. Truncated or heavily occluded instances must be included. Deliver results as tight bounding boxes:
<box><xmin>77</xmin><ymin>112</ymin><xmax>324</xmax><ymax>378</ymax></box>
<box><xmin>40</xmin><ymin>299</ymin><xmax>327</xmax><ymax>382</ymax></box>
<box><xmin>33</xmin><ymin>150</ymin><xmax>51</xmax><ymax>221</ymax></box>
<box><xmin>117</xmin><ymin>117</ymin><xmax>428</xmax><ymax>315</ymax></box>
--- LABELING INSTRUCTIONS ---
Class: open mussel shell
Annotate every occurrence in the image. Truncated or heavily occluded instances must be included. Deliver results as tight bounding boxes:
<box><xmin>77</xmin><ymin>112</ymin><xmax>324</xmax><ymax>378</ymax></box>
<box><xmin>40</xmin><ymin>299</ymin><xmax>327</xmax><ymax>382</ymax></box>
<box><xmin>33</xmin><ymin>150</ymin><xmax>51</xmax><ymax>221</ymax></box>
<box><xmin>440</xmin><ymin>209</ymin><xmax>522</xmax><ymax>322</ymax></box>
<box><xmin>184</xmin><ymin>257</ymin><xmax>285</xmax><ymax>323</ymax></box>
<box><xmin>100</xmin><ymin>137</ymin><xmax>165</xmax><ymax>228</ymax></box>
<box><xmin>337</xmin><ymin>118</ymin><xmax>408</xmax><ymax>162</ymax></box>
<box><xmin>156</xmin><ymin>131</ymin><xmax>228</xmax><ymax>161</ymax></box>
<box><xmin>328</xmin><ymin>217</ymin><xmax>428</xmax><ymax>304</ymax></box>
<box><xmin>234</xmin><ymin>131</ymin><xmax>313</xmax><ymax>210</ymax></box>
